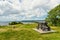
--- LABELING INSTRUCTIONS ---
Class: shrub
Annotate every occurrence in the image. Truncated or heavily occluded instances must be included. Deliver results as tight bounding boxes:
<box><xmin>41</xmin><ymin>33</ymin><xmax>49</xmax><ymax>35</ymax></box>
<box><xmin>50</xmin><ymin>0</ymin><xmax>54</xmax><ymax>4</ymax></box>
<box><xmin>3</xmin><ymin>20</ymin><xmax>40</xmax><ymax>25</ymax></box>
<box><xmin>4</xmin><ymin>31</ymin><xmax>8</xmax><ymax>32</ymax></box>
<box><xmin>9</xmin><ymin>21</ymin><xmax>23</xmax><ymax>25</ymax></box>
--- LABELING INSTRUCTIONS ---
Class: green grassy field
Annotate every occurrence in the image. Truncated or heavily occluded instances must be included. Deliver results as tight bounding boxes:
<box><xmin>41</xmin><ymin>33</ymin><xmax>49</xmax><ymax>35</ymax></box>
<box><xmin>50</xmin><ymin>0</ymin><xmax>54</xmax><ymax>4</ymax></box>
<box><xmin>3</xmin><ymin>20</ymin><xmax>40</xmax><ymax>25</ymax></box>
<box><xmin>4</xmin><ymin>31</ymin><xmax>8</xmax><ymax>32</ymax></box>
<box><xmin>0</xmin><ymin>23</ymin><xmax>60</xmax><ymax>40</ymax></box>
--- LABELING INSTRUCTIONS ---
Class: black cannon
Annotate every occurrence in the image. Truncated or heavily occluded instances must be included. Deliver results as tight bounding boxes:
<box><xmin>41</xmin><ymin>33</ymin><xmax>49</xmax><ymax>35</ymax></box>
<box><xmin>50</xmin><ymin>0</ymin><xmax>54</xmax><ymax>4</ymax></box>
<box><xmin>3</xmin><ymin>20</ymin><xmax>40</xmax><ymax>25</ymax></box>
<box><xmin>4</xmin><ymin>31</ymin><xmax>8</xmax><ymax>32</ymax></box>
<box><xmin>37</xmin><ymin>22</ymin><xmax>51</xmax><ymax>31</ymax></box>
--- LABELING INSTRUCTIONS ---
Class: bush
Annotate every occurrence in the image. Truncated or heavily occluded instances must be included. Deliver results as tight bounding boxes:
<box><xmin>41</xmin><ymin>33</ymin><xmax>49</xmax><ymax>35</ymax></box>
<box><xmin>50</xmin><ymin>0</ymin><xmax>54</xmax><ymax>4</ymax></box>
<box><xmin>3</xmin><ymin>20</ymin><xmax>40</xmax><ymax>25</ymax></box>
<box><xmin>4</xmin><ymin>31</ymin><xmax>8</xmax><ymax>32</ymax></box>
<box><xmin>9</xmin><ymin>21</ymin><xmax>23</xmax><ymax>25</ymax></box>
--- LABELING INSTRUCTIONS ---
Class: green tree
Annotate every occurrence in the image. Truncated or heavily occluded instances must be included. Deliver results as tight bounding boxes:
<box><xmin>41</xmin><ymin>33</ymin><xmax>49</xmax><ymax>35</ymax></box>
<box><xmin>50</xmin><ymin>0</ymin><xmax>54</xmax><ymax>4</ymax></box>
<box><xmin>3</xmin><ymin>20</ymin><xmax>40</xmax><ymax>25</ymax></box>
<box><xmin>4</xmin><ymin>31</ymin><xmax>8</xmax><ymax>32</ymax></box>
<box><xmin>46</xmin><ymin>4</ymin><xmax>60</xmax><ymax>26</ymax></box>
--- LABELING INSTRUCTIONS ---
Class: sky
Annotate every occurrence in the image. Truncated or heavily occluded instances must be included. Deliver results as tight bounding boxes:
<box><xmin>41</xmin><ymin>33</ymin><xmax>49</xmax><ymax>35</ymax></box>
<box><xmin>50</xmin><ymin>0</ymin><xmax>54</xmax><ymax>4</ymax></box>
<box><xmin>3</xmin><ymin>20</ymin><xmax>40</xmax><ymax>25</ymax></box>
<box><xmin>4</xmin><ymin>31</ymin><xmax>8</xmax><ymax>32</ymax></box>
<box><xmin>0</xmin><ymin>0</ymin><xmax>60</xmax><ymax>21</ymax></box>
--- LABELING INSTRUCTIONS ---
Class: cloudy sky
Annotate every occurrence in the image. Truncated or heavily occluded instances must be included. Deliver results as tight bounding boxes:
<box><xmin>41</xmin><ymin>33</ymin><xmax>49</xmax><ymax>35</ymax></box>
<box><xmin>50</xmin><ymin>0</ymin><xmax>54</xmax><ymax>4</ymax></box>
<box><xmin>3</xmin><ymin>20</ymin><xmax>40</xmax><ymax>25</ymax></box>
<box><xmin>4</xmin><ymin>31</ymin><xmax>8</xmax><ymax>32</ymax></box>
<box><xmin>0</xmin><ymin>0</ymin><xmax>60</xmax><ymax>21</ymax></box>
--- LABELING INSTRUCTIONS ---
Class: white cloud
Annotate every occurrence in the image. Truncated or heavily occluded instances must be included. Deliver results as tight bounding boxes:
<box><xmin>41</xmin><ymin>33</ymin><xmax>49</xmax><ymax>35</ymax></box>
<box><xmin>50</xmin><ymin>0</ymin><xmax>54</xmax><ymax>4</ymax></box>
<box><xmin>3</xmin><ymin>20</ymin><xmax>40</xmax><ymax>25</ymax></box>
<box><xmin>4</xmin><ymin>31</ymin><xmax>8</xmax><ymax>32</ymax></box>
<box><xmin>46</xmin><ymin>0</ymin><xmax>60</xmax><ymax>10</ymax></box>
<box><xmin>0</xmin><ymin>9</ymin><xmax>3</xmax><ymax>15</ymax></box>
<box><xmin>0</xmin><ymin>0</ymin><xmax>60</xmax><ymax>21</ymax></box>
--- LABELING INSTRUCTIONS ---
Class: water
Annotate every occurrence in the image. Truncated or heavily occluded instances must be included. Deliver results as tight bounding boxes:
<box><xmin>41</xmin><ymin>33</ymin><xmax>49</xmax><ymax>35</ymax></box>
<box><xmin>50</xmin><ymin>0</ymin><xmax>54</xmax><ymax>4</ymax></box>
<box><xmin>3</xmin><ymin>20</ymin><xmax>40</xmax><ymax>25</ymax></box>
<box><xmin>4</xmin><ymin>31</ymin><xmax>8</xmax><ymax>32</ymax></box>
<box><xmin>0</xmin><ymin>22</ymin><xmax>34</xmax><ymax>25</ymax></box>
<box><xmin>0</xmin><ymin>22</ymin><xmax>9</xmax><ymax>25</ymax></box>
<box><xmin>0</xmin><ymin>20</ymin><xmax>45</xmax><ymax>25</ymax></box>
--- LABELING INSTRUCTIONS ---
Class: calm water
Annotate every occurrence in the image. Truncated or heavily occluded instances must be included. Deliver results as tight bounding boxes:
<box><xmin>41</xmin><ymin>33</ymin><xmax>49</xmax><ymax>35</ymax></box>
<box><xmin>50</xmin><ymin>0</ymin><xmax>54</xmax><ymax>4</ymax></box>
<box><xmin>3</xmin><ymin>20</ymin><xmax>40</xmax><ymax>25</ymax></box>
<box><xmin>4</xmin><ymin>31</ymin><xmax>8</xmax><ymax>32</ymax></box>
<box><xmin>0</xmin><ymin>20</ymin><xmax>45</xmax><ymax>25</ymax></box>
<box><xmin>0</xmin><ymin>22</ymin><xmax>9</xmax><ymax>25</ymax></box>
<box><xmin>0</xmin><ymin>21</ymin><xmax>34</xmax><ymax>25</ymax></box>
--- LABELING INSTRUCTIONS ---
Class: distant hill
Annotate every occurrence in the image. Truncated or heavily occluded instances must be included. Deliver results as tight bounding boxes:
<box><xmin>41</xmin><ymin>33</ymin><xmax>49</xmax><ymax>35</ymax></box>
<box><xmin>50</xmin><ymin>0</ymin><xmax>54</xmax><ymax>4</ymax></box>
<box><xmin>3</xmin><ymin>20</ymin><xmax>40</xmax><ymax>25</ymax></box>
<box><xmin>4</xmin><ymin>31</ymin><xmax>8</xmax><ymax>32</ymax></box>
<box><xmin>0</xmin><ymin>20</ymin><xmax>45</xmax><ymax>22</ymax></box>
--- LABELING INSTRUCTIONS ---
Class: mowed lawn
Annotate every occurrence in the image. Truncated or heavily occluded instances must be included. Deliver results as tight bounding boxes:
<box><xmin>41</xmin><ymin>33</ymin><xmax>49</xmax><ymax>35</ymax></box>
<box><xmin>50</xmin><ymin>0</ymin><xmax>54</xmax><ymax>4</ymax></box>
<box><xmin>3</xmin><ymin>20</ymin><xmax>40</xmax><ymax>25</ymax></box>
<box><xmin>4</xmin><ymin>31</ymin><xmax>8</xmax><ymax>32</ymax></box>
<box><xmin>0</xmin><ymin>23</ymin><xmax>60</xmax><ymax>40</ymax></box>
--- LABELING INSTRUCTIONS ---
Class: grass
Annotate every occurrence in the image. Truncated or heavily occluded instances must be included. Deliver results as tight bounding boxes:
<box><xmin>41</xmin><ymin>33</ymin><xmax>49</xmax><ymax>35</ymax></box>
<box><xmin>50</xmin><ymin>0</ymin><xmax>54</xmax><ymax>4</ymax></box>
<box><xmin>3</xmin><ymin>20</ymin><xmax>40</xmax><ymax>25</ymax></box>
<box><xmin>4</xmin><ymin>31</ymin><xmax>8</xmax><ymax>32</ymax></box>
<box><xmin>0</xmin><ymin>23</ymin><xmax>60</xmax><ymax>40</ymax></box>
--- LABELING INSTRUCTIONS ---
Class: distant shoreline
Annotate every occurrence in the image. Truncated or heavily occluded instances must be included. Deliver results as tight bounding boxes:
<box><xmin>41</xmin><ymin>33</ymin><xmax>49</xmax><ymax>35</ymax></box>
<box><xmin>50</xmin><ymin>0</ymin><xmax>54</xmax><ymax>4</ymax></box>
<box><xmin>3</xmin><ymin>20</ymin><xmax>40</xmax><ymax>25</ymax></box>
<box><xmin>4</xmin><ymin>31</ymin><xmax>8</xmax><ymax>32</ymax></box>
<box><xmin>0</xmin><ymin>20</ymin><xmax>45</xmax><ymax>26</ymax></box>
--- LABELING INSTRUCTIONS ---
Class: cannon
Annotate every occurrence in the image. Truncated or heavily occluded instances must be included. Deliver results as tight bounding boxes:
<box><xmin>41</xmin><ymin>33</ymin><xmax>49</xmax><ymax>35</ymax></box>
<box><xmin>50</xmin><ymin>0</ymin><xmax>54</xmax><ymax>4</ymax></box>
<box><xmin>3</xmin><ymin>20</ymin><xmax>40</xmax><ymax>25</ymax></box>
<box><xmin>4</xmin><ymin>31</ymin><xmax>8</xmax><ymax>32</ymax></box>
<box><xmin>37</xmin><ymin>21</ymin><xmax>51</xmax><ymax>31</ymax></box>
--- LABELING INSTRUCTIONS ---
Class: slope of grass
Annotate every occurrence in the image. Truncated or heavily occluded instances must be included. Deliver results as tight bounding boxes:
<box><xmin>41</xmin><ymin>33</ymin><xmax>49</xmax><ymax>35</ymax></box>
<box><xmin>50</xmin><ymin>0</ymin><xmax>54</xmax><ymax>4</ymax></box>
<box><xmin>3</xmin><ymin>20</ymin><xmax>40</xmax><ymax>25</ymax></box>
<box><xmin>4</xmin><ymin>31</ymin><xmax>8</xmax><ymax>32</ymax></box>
<box><xmin>0</xmin><ymin>24</ymin><xmax>60</xmax><ymax>40</ymax></box>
